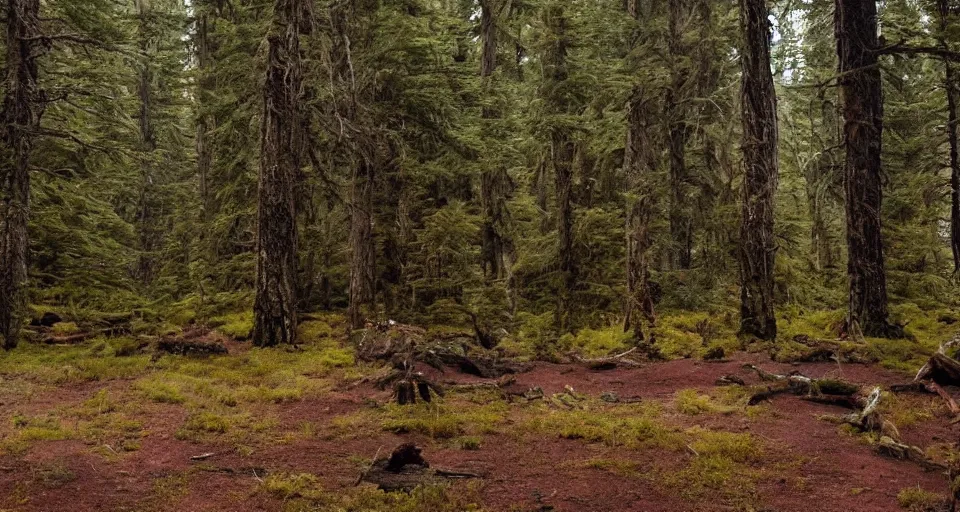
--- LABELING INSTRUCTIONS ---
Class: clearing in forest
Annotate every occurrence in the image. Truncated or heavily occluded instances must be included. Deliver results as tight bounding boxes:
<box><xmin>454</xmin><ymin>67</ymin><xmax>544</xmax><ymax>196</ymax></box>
<box><xmin>1</xmin><ymin>309</ymin><xmax>960</xmax><ymax>512</ymax></box>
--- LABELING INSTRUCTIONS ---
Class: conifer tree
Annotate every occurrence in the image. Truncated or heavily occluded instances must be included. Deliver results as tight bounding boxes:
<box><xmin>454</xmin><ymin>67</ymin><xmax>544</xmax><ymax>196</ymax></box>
<box><xmin>253</xmin><ymin>0</ymin><xmax>308</xmax><ymax>346</ymax></box>
<box><xmin>623</xmin><ymin>0</ymin><xmax>659</xmax><ymax>342</ymax></box>
<box><xmin>540</xmin><ymin>2</ymin><xmax>577</xmax><ymax>331</ymax></box>
<box><xmin>0</xmin><ymin>0</ymin><xmax>45</xmax><ymax>350</ymax></box>
<box><xmin>834</xmin><ymin>0</ymin><xmax>899</xmax><ymax>338</ymax></box>
<box><xmin>738</xmin><ymin>0</ymin><xmax>779</xmax><ymax>340</ymax></box>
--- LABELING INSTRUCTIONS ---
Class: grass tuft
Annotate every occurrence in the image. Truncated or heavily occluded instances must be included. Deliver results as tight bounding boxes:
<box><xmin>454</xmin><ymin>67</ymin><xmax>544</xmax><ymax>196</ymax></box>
<box><xmin>897</xmin><ymin>487</ymin><xmax>947</xmax><ymax>511</ymax></box>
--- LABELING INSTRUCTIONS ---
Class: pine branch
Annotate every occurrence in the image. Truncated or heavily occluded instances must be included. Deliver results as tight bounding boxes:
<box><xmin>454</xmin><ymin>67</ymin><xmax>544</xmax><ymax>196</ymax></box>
<box><xmin>30</xmin><ymin>127</ymin><xmax>119</xmax><ymax>155</ymax></box>
<box><xmin>876</xmin><ymin>39</ymin><xmax>960</xmax><ymax>62</ymax></box>
<box><xmin>21</xmin><ymin>33</ymin><xmax>126</xmax><ymax>54</ymax></box>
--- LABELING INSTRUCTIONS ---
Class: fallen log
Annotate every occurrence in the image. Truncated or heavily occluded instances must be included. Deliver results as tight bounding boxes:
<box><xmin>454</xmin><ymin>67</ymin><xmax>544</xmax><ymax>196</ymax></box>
<box><xmin>569</xmin><ymin>347</ymin><xmax>642</xmax><ymax>370</ymax></box>
<box><xmin>156</xmin><ymin>336</ymin><xmax>228</xmax><ymax>356</ymax></box>
<box><xmin>916</xmin><ymin>352</ymin><xmax>960</xmax><ymax>385</ymax></box>
<box><xmin>801</xmin><ymin>395</ymin><xmax>861</xmax><ymax>409</ymax></box>
<box><xmin>357</xmin><ymin>443</ymin><xmax>480</xmax><ymax>493</ymax></box>
<box><xmin>839</xmin><ymin>387</ymin><xmax>887</xmax><ymax>433</ymax></box>
<box><xmin>742</xmin><ymin>365</ymin><xmax>860</xmax><ymax>405</ymax></box>
<box><xmin>893</xmin><ymin>339</ymin><xmax>960</xmax><ymax>421</ymax></box>
<box><xmin>772</xmin><ymin>335</ymin><xmax>874</xmax><ymax>364</ymax></box>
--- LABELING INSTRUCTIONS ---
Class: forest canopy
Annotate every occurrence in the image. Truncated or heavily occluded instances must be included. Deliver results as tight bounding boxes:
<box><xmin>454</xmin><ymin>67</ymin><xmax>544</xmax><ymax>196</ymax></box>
<box><xmin>1</xmin><ymin>0</ymin><xmax>960</xmax><ymax>351</ymax></box>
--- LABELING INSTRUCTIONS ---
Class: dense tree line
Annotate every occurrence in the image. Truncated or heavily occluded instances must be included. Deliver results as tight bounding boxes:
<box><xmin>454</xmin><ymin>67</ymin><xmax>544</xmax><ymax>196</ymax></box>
<box><xmin>2</xmin><ymin>0</ymin><xmax>960</xmax><ymax>349</ymax></box>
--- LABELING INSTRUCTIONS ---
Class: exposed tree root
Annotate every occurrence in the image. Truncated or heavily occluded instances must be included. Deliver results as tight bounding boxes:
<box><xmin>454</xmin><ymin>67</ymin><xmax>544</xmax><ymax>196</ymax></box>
<box><xmin>353</xmin><ymin>322</ymin><xmax>525</xmax><ymax>405</ymax></box>
<box><xmin>828</xmin><ymin>387</ymin><xmax>947</xmax><ymax>471</ymax></box>
<box><xmin>716</xmin><ymin>375</ymin><xmax>745</xmax><ymax>386</ymax></box>
<box><xmin>893</xmin><ymin>340</ymin><xmax>960</xmax><ymax>420</ymax></box>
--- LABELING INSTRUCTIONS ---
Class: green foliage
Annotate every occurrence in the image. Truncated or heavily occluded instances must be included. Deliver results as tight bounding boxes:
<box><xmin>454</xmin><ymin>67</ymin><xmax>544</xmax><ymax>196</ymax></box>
<box><xmin>210</xmin><ymin>311</ymin><xmax>253</xmax><ymax>340</ymax></box>
<box><xmin>897</xmin><ymin>487</ymin><xmax>947</xmax><ymax>512</ymax></box>
<box><xmin>674</xmin><ymin>389</ymin><xmax>735</xmax><ymax>416</ymax></box>
<box><xmin>260</xmin><ymin>474</ymin><xmax>485</xmax><ymax>512</ymax></box>
<box><xmin>10</xmin><ymin>0</ymin><xmax>960</xmax><ymax>376</ymax></box>
<box><xmin>332</xmin><ymin>398</ymin><xmax>508</xmax><ymax>441</ymax></box>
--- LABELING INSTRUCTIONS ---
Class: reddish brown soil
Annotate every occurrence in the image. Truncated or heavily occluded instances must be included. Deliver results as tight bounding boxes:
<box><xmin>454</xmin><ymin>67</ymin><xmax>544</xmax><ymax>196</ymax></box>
<box><xmin>0</xmin><ymin>353</ymin><xmax>956</xmax><ymax>512</ymax></box>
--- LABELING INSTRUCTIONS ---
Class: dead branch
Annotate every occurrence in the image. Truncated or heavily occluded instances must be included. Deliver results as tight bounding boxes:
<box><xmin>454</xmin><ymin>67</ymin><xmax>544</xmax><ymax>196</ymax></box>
<box><xmin>569</xmin><ymin>347</ymin><xmax>642</xmax><ymax>370</ymax></box>
<box><xmin>876</xmin><ymin>39</ymin><xmax>960</xmax><ymax>62</ymax></box>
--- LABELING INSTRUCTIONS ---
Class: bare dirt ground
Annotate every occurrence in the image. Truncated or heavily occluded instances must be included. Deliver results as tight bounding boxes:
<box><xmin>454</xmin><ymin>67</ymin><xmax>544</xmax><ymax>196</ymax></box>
<box><xmin>0</xmin><ymin>349</ymin><xmax>954</xmax><ymax>512</ymax></box>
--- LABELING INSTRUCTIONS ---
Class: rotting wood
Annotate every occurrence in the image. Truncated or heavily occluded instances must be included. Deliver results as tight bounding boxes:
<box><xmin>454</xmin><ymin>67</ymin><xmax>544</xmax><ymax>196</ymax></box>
<box><xmin>569</xmin><ymin>347</ymin><xmax>643</xmax><ymax>370</ymax></box>
<box><xmin>353</xmin><ymin>322</ymin><xmax>526</xmax><ymax>404</ymax></box>
<box><xmin>892</xmin><ymin>337</ymin><xmax>960</xmax><ymax>420</ymax></box>
<box><xmin>741</xmin><ymin>365</ymin><xmax>860</xmax><ymax>405</ymax></box>
<box><xmin>830</xmin><ymin>387</ymin><xmax>946</xmax><ymax>470</ymax></box>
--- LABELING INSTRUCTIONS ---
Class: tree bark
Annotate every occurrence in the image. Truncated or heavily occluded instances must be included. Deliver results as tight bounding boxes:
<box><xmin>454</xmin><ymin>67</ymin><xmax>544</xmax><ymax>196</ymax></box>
<box><xmin>329</xmin><ymin>3</ymin><xmax>377</xmax><ymax>330</ymax></box>
<box><xmin>949</xmin><ymin>61</ymin><xmax>960</xmax><ymax>274</ymax></box>
<box><xmin>0</xmin><ymin>0</ymin><xmax>44</xmax><ymax>350</ymax></box>
<box><xmin>542</xmin><ymin>3</ymin><xmax>576</xmax><ymax>331</ymax></box>
<box><xmin>349</xmin><ymin>160</ymin><xmax>375</xmax><ymax>330</ymax></box>
<box><xmin>666</xmin><ymin>0</ymin><xmax>692</xmax><ymax>270</ymax></box>
<box><xmin>253</xmin><ymin>0</ymin><xmax>305</xmax><ymax>346</ymax></box>
<box><xmin>196</xmin><ymin>11</ymin><xmax>214</xmax><ymax>227</ymax></box>
<box><xmin>737</xmin><ymin>0</ymin><xmax>778</xmax><ymax>340</ymax></box>
<box><xmin>938</xmin><ymin>0</ymin><xmax>960</xmax><ymax>274</ymax></box>
<box><xmin>479</xmin><ymin>0</ymin><xmax>514</xmax><ymax>283</ymax></box>
<box><xmin>623</xmin><ymin>0</ymin><xmax>657</xmax><ymax>342</ymax></box>
<box><xmin>834</xmin><ymin>0</ymin><xmax>899</xmax><ymax>338</ymax></box>
<box><xmin>135</xmin><ymin>0</ymin><xmax>159</xmax><ymax>285</ymax></box>
<box><xmin>807</xmin><ymin>88</ymin><xmax>839</xmax><ymax>271</ymax></box>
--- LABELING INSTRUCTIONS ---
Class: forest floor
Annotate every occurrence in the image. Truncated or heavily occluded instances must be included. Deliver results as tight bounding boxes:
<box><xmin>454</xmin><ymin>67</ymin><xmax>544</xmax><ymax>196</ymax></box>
<box><xmin>0</xmin><ymin>314</ymin><xmax>957</xmax><ymax>511</ymax></box>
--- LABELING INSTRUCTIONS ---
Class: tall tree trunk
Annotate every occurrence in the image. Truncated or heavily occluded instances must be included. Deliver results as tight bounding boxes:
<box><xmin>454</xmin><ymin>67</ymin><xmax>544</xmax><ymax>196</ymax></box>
<box><xmin>196</xmin><ymin>11</ymin><xmax>214</xmax><ymax>228</ymax></box>
<box><xmin>807</xmin><ymin>88</ymin><xmax>838</xmax><ymax>271</ymax></box>
<box><xmin>938</xmin><ymin>0</ymin><xmax>960</xmax><ymax>274</ymax></box>
<box><xmin>479</xmin><ymin>0</ymin><xmax>514</xmax><ymax>283</ymax></box>
<box><xmin>135</xmin><ymin>0</ymin><xmax>159</xmax><ymax>284</ymax></box>
<box><xmin>738</xmin><ymin>0</ymin><xmax>778</xmax><ymax>340</ymax></box>
<box><xmin>348</xmin><ymin>160</ymin><xmax>375</xmax><ymax>329</ymax></box>
<box><xmin>329</xmin><ymin>3</ymin><xmax>377</xmax><ymax>330</ymax></box>
<box><xmin>948</xmin><ymin>63</ymin><xmax>960</xmax><ymax>274</ymax></box>
<box><xmin>666</xmin><ymin>0</ymin><xmax>692</xmax><ymax>270</ymax></box>
<box><xmin>835</xmin><ymin>0</ymin><xmax>899</xmax><ymax>338</ymax></box>
<box><xmin>623</xmin><ymin>0</ymin><xmax>657</xmax><ymax>342</ymax></box>
<box><xmin>543</xmin><ymin>3</ymin><xmax>576</xmax><ymax>331</ymax></box>
<box><xmin>253</xmin><ymin>0</ymin><xmax>305</xmax><ymax>346</ymax></box>
<box><xmin>0</xmin><ymin>0</ymin><xmax>43</xmax><ymax>350</ymax></box>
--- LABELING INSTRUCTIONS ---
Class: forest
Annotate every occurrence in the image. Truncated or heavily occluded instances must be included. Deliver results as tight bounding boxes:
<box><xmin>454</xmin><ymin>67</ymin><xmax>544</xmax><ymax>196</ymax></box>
<box><xmin>4</xmin><ymin>0</ymin><xmax>960</xmax><ymax>510</ymax></box>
